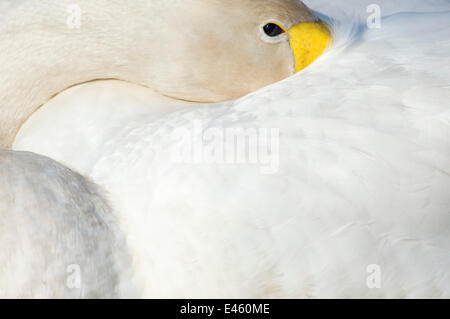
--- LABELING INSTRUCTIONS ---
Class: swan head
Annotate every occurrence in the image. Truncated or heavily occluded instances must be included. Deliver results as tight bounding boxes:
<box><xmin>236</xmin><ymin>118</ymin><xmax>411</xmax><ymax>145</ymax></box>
<box><xmin>145</xmin><ymin>0</ymin><xmax>331</xmax><ymax>103</ymax></box>
<box><xmin>0</xmin><ymin>0</ymin><xmax>332</xmax><ymax>148</ymax></box>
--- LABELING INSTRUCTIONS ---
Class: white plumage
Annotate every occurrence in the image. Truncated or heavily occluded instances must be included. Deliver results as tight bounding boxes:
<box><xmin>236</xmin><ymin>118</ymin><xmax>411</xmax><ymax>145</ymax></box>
<box><xmin>0</xmin><ymin>150</ymin><xmax>133</xmax><ymax>298</ymax></box>
<box><xmin>4</xmin><ymin>0</ymin><xmax>450</xmax><ymax>297</ymax></box>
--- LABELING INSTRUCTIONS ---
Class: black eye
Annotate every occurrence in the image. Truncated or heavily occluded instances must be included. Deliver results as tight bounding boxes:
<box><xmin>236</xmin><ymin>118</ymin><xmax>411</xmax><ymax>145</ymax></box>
<box><xmin>263</xmin><ymin>23</ymin><xmax>285</xmax><ymax>37</ymax></box>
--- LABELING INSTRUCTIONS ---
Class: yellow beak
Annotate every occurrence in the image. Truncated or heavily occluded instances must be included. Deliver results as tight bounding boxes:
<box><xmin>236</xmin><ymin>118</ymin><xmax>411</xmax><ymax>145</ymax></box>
<box><xmin>288</xmin><ymin>22</ymin><xmax>332</xmax><ymax>72</ymax></box>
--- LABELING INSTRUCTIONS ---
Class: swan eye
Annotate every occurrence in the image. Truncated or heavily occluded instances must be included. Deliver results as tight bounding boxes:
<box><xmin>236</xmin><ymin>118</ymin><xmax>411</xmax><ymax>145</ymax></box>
<box><xmin>263</xmin><ymin>23</ymin><xmax>285</xmax><ymax>37</ymax></box>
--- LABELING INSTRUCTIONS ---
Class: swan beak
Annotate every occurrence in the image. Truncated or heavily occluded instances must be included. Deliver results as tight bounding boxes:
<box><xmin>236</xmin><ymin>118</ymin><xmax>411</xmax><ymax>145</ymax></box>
<box><xmin>288</xmin><ymin>21</ymin><xmax>332</xmax><ymax>72</ymax></box>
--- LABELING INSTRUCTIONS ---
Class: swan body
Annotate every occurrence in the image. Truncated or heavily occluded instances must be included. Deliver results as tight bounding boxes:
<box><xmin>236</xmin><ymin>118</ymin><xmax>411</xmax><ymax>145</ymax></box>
<box><xmin>0</xmin><ymin>150</ymin><xmax>134</xmax><ymax>298</ymax></box>
<box><xmin>3</xmin><ymin>0</ymin><xmax>450</xmax><ymax>298</ymax></box>
<box><xmin>14</xmin><ymin>0</ymin><xmax>450</xmax><ymax>297</ymax></box>
<box><xmin>14</xmin><ymin>80</ymin><xmax>193</xmax><ymax>173</ymax></box>
<box><xmin>0</xmin><ymin>0</ymin><xmax>330</xmax><ymax>297</ymax></box>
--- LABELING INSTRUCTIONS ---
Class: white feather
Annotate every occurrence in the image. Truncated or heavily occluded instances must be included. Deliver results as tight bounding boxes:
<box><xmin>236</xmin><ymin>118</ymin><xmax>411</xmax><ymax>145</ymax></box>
<box><xmin>0</xmin><ymin>150</ymin><xmax>135</xmax><ymax>298</ymax></box>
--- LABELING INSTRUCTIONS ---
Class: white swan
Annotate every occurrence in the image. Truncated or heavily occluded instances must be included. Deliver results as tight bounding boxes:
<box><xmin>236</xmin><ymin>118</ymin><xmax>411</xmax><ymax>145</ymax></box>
<box><xmin>1</xmin><ymin>0</ymin><xmax>332</xmax><ymax>298</ymax></box>
<box><xmin>0</xmin><ymin>150</ymin><xmax>134</xmax><ymax>298</ymax></box>
<box><xmin>0</xmin><ymin>0</ymin><xmax>330</xmax><ymax>148</ymax></box>
<box><xmin>4</xmin><ymin>0</ymin><xmax>450</xmax><ymax>298</ymax></box>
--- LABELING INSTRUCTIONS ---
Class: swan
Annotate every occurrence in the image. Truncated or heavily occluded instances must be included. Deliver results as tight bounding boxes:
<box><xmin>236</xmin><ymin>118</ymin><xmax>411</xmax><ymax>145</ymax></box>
<box><xmin>0</xmin><ymin>150</ymin><xmax>134</xmax><ymax>298</ymax></box>
<box><xmin>4</xmin><ymin>0</ymin><xmax>450</xmax><ymax>298</ymax></box>
<box><xmin>0</xmin><ymin>0</ymin><xmax>330</xmax><ymax>148</ymax></box>
<box><xmin>1</xmin><ymin>0</ymin><xmax>332</xmax><ymax>297</ymax></box>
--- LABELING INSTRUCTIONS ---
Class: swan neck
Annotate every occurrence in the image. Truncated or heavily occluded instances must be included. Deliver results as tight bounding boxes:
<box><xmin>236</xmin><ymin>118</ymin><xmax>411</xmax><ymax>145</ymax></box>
<box><xmin>0</xmin><ymin>0</ymin><xmax>150</xmax><ymax>148</ymax></box>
